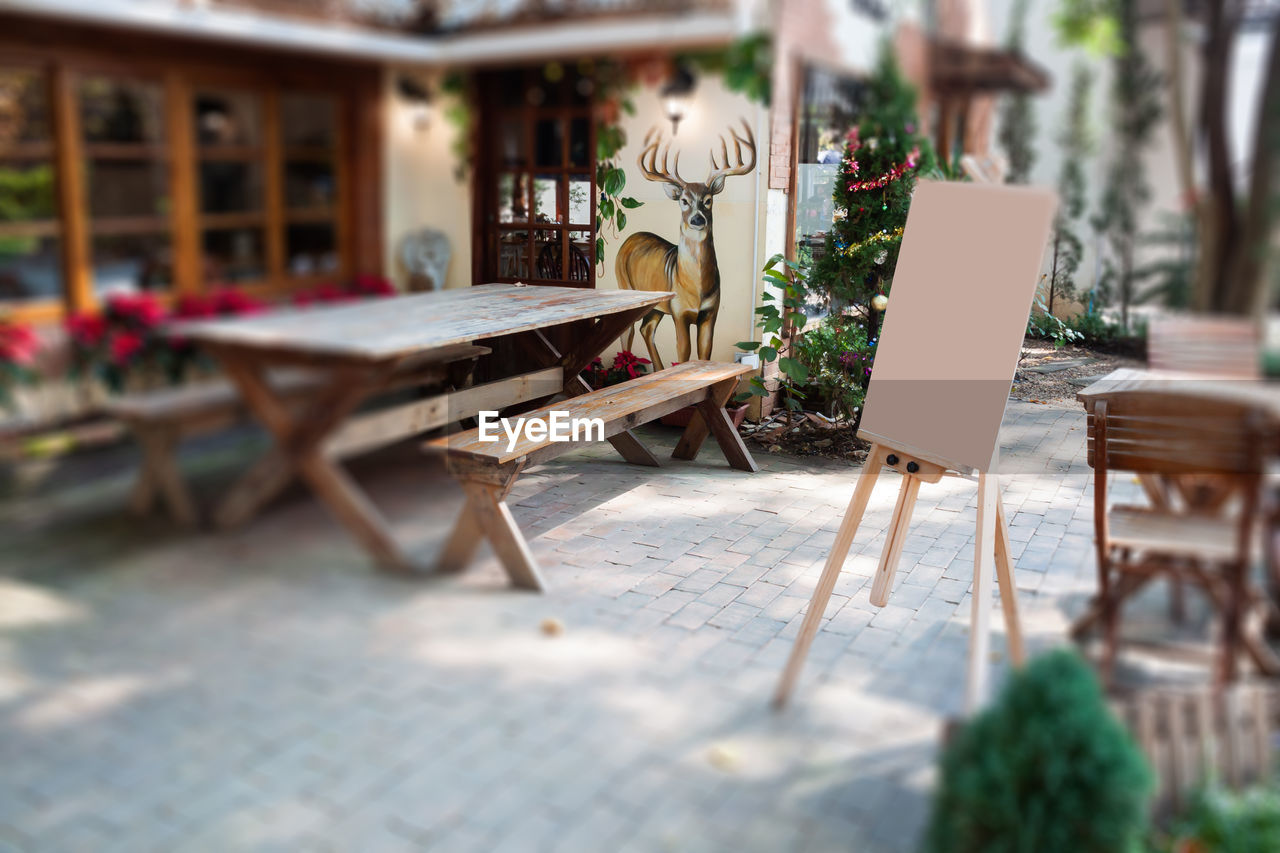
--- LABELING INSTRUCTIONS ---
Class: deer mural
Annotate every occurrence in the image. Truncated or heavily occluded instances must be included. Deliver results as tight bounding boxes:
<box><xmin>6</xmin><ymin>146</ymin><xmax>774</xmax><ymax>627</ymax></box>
<box><xmin>616</xmin><ymin>119</ymin><xmax>756</xmax><ymax>370</ymax></box>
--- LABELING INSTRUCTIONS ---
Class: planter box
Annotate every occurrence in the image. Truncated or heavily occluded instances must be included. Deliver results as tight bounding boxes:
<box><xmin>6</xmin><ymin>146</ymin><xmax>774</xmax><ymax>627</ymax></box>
<box><xmin>659</xmin><ymin>402</ymin><xmax>750</xmax><ymax>429</ymax></box>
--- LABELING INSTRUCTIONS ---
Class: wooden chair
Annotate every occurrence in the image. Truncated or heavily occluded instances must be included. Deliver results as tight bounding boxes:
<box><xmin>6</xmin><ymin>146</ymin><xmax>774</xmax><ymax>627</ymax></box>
<box><xmin>1082</xmin><ymin>390</ymin><xmax>1274</xmax><ymax>685</ymax></box>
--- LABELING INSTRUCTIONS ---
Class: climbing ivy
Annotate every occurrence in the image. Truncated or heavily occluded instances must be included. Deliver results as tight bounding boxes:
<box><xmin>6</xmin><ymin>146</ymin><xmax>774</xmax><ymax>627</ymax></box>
<box><xmin>592</xmin><ymin>60</ymin><xmax>643</xmax><ymax>270</ymax></box>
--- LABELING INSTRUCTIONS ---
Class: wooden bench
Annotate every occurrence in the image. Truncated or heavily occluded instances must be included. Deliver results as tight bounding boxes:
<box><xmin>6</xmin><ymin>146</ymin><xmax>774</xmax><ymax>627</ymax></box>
<box><xmin>107</xmin><ymin>343</ymin><xmax>490</xmax><ymax>527</ymax></box>
<box><xmin>426</xmin><ymin>360</ymin><xmax>758</xmax><ymax>591</ymax></box>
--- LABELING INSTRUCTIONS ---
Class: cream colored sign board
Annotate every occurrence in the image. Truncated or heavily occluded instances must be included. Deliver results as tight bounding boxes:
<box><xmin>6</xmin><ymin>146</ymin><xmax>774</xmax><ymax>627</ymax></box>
<box><xmin>858</xmin><ymin>181</ymin><xmax>1058</xmax><ymax>474</ymax></box>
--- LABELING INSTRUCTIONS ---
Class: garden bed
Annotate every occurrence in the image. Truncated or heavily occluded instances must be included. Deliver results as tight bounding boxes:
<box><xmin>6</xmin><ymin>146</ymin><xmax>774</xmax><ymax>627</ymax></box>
<box><xmin>740</xmin><ymin>412</ymin><xmax>870</xmax><ymax>463</ymax></box>
<box><xmin>1012</xmin><ymin>337</ymin><xmax>1146</xmax><ymax>406</ymax></box>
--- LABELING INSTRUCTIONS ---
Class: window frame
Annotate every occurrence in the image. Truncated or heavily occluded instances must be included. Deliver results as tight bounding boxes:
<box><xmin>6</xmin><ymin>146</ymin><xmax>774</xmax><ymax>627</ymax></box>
<box><xmin>0</xmin><ymin>40</ymin><xmax>370</xmax><ymax>324</ymax></box>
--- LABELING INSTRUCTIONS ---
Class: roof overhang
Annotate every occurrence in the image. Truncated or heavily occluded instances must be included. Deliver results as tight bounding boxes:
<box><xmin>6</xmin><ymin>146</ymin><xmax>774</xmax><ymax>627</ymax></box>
<box><xmin>928</xmin><ymin>39</ymin><xmax>1052</xmax><ymax>96</ymax></box>
<box><xmin>0</xmin><ymin>0</ymin><xmax>742</xmax><ymax>67</ymax></box>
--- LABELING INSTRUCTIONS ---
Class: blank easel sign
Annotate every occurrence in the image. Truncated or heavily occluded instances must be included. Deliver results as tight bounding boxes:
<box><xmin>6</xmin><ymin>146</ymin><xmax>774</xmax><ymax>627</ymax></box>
<box><xmin>772</xmin><ymin>181</ymin><xmax>1058</xmax><ymax>714</ymax></box>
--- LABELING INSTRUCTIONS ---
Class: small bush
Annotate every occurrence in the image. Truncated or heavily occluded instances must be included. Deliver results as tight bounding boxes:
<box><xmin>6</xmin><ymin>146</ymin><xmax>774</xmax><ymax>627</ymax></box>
<box><xmin>1164</xmin><ymin>782</ymin><xmax>1280</xmax><ymax>853</ymax></box>
<box><xmin>922</xmin><ymin>650</ymin><xmax>1152</xmax><ymax>853</ymax></box>
<box><xmin>791</xmin><ymin>315</ymin><xmax>873</xmax><ymax>420</ymax></box>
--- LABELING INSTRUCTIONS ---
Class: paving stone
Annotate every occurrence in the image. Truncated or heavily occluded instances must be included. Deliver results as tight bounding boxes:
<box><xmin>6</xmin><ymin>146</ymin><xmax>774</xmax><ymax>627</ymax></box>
<box><xmin>0</xmin><ymin>401</ymin><xmax>1121</xmax><ymax>853</ymax></box>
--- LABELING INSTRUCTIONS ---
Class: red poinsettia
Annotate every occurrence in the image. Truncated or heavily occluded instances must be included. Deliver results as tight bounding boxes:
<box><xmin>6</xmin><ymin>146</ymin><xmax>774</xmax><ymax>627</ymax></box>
<box><xmin>211</xmin><ymin>287</ymin><xmax>265</xmax><ymax>315</ymax></box>
<box><xmin>0</xmin><ymin>319</ymin><xmax>39</xmax><ymax>367</ymax></box>
<box><xmin>109</xmin><ymin>330</ymin><xmax>145</xmax><ymax>366</ymax></box>
<box><xmin>66</xmin><ymin>312</ymin><xmax>108</xmax><ymax>348</ymax></box>
<box><xmin>106</xmin><ymin>292</ymin><xmax>167</xmax><ymax>330</ymax></box>
<box><xmin>351</xmin><ymin>274</ymin><xmax>397</xmax><ymax>298</ymax></box>
<box><xmin>610</xmin><ymin>350</ymin><xmax>652</xmax><ymax>380</ymax></box>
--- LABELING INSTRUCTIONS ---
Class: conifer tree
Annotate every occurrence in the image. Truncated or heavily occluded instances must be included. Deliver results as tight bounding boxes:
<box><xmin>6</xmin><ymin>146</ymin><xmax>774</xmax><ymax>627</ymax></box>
<box><xmin>810</xmin><ymin>46</ymin><xmax>935</xmax><ymax>389</ymax></box>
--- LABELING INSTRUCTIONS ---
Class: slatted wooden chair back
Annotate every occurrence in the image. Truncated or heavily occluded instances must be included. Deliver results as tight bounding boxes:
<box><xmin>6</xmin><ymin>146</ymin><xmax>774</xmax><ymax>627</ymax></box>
<box><xmin>1148</xmin><ymin>315</ymin><xmax>1263</xmax><ymax>379</ymax></box>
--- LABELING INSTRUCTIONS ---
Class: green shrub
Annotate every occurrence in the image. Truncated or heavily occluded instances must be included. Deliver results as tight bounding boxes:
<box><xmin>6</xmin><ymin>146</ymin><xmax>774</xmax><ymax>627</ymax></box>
<box><xmin>1165</xmin><ymin>782</ymin><xmax>1280</xmax><ymax>853</ymax></box>
<box><xmin>791</xmin><ymin>315</ymin><xmax>872</xmax><ymax>420</ymax></box>
<box><xmin>922</xmin><ymin>650</ymin><xmax>1152</xmax><ymax>853</ymax></box>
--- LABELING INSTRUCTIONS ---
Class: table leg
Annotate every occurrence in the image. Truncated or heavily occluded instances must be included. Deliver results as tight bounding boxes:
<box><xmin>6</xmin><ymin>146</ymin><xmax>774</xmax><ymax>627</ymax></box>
<box><xmin>531</xmin><ymin>320</ymin><xmax>662</xmax><ymax>467</ymax></box>
<box><xmin>216</xmin><ymin>354</ymin><xmax>417</xmax><ymax>572</ymax></box>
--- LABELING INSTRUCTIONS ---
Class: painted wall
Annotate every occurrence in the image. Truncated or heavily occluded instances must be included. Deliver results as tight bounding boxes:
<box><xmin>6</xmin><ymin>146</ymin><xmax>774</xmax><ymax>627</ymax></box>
<box><xmin>382</xmin><ymin>69</ymin><xmax>473</xmax><ymax>292</ymax></box>
<box><xmin>597</xmin><ymin>76</ymin><xmax>769</xmax><ymax>367</ymax></box>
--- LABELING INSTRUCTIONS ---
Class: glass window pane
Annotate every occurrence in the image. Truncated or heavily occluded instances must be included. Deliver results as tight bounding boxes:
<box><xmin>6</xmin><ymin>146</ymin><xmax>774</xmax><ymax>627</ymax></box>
<box><xmin>0</xmin><ymin>235</ymin><xmax>61</xmax><ymax>303</ymax></box>
<box><xmin>281</xmin><ymin>94</ymin><xmax>336</xmax><ymax>148</ymax></box>
<box><xmin>86</xmin><ymin>158</ymin><xmax>169</xmax><ymax>218</ymax></box>
<box><xmin>569</xmin><ymin>117</ymin><xmax>589</xmax><ymax>167</ymax></box>
<box><xmin>566</xmin><ymin>231</ymin><xmax>592</xmax><ymax>283</ymax></box>
<box><xmin>194</xmin><ymin>90</ymin><xmax>262</xmax><ymax>148</ymax></box>
<box><xmin>497</xmin><ymin>173</ymin><xmax>528</xmax><ymax>224</ymax></box>
<box><xmin>285</xmin><ymin>160</ymin><xmax>334</xmax><ymax>209</ymax></box>
<box><xmin>0</xmin><ymin>160</ymin><xmax>57</xmax><ymax>221</ymax></box>
<box><xmin>0</xmin><ymin>68</ymin><xmax>52</xmax><ymax>144</ymax></box>
<box><xmin>285</xmin><ymin>222</ymin><xmax>338</xmax><ymax>276</ymax></box>
<box><xmin>534</xmin><ymin>118</ymin><xmax>562</xmax><ymax>167</ymax></box>
<box><xmin>79</xmin><ymin>76</ymin><xmax>165</xmax><ymax>145</ymax></box>
<box><xmin>568</xmin><ymin>174</ymin><xmax>591</xmax><ymax>225</ymax></box>
<box><xmin>533</xmin><ymin>175</ymin><xmax>560</xmax><ymax>224</ymax></box>
<box><xmin>532</xmin><ymin>230</ymin><xmax>562</xmax><ymax>280</ymax></box>
<box><xmin>202</xmin><ymin>227</ymin><xmax>265</xmax><ymax>282</ymax></box>
<box><xmin>498</xmin><ymin>118</ymin><xmax>526</xmax><ymax>169</ymax></box>
<box><xmin>91</xmin><ymin>233</ymin><xmax>171</xmax><ymax>295</ymax></box>
<box><xmin>199</xmin><ymin>161</ymin><xmax>262</xmax><ymax>214</ymax></box>
<box><xmin>497</xmin><ymin>231</ymin><xmax>528</xmax><ymax>279</ymax></box>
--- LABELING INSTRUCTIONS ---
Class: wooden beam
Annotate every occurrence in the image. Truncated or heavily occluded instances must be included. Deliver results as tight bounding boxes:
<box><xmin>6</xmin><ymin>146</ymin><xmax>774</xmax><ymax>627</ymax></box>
<box><xmin>51</xmin><ymin>62</ymin><xmax>91</xmax><ymax>311</ymax></box>
<box><xmin>166</xmin><ymin>70</ymin><xmax>200</xmax><ymax>295</ymax></box>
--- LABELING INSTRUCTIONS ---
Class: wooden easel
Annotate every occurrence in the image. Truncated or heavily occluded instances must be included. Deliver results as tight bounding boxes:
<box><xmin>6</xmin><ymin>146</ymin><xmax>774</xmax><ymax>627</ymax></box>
<box><xmin>772</xmin><ymin>442</ymin><xmax>1025</xmax><ymax>713</ymax></box>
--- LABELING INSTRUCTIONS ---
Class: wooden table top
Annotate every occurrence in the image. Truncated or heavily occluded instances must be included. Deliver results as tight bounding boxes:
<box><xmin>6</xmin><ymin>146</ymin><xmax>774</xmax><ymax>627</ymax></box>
<box><xmin>1077</xmin><ymin>368</ymin><xmax>1280</xmax><ymax>416</ymax></box>
<box><xmin>174</xmin><ymin>284</ymin><xmax>672</xmax><ymax>363</ymax></box>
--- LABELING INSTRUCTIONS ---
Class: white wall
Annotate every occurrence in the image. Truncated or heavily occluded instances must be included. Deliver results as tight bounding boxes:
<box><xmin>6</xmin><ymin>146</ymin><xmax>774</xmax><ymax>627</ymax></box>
<box><xmin>382</xmin><ymin>68</ymin><xmax>473</xmax><ymax>291</ymax></box>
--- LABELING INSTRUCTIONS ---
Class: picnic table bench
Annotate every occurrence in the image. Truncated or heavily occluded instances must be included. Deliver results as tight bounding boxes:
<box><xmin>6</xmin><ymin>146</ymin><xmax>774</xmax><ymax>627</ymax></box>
<box><xmin>428</xmin><ymin>360</ymin><xmax>757</xmax><ymax>590</ymax></box>
<box><xmin>107</xmin><ymin>343</ymin><xmax>488</xmax><ymax>527</ymax></box>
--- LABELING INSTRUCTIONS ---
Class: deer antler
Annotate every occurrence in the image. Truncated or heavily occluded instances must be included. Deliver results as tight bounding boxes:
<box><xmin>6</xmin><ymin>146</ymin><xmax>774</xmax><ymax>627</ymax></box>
<box><xmin>636</xmin><ymin>127</ymin><xmax>686</xmax><ymax>188</ymax></box>
<box><xmin>706</xmin><ymin>118</ymin><xmax>757</xmax><ymax>187</ymax></box>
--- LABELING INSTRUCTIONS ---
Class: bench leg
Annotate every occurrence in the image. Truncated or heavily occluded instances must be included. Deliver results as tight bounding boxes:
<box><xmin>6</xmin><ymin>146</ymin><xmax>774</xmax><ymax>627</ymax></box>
<box><xmin>131</xmin><ymin>425</ymin><xmax>198</xmax><ymax>527</ymax></box>
<box><xmin>455</xmin><ymin>480</ymin><xmax>545</xmax><ymax>591</ymax></box>
<box><xmin>673</xmin><ymin>378</ymin><xmax>757</xmax><ymax>472</ymax></box>
<box><xmin>563</xmin><ymin>372</ymin><xmax>660</xmax><ymax>467</ymax></box>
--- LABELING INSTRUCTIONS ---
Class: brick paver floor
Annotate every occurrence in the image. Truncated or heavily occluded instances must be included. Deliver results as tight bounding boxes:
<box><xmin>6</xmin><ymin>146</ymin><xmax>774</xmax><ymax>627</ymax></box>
<box><xmin>0</xmin><ymin>400</ymin><xmax>1137</xmax><ymax>851</ymax></box>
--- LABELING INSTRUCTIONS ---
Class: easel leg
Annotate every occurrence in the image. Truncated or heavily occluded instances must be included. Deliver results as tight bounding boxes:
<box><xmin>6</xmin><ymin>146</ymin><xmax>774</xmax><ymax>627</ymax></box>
<box><xmin>869</xmin><ymin>475</ymin><xmax>922</xmax><ymax>607</ymax></box>
<box><xmin>993</xmin><ymin>490</ymin><xmax>1025</xmax><ymax>667</ymax></box>
<box><xmin>967</xmin><ymin>472</ymin><xmax>998</xmax><ymax>713</ymax></box>
<box><xmin>773</xmin><ymin>444</ymin><xmax>888</xmax><ymax>709</ymax></box>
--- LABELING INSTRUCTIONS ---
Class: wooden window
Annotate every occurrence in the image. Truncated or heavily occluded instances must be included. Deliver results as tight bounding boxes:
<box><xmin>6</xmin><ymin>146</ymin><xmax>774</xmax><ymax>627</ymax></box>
<box><xmin>0</xmin><ymin>65</ymin><xmax>63</xmax><ymax>311</ymax></box>
<box><xmin>475</xmin><ymin>68</ymin><xmax>595</xmax><ymax>288</ymax></box>
<box><xmin>80</xmin><ymin>72</ymin><xmax>174</xmax><ymax>297</ymax></box>
<box><xmin>279</xmin><ymin>93</ymin><xmax>343</xmax><ymax>279</ymax></box>
<box><xmin>0</xmin><ymin>36</ymin><xmax>374</xmax><ymax>324</ymax></box>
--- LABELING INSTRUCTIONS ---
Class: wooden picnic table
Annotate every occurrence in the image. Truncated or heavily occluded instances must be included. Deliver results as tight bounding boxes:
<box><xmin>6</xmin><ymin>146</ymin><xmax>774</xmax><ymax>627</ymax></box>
<box><xmin>176</xmin><ymin>284</ymin><xmax>671</xmax><ymax>572</ymax></box>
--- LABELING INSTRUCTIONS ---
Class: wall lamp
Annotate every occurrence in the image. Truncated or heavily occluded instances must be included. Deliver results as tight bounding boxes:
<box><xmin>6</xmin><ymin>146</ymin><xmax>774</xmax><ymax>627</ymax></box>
<box><xmin>397</xmin><ymin>75</ymin><xmax>433</xmax><ymax>132</ymax></box>
<box><xmin>660</xmin><ymin>63</ymin><xmax>697</xmax><ymax>135</ymax></box>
